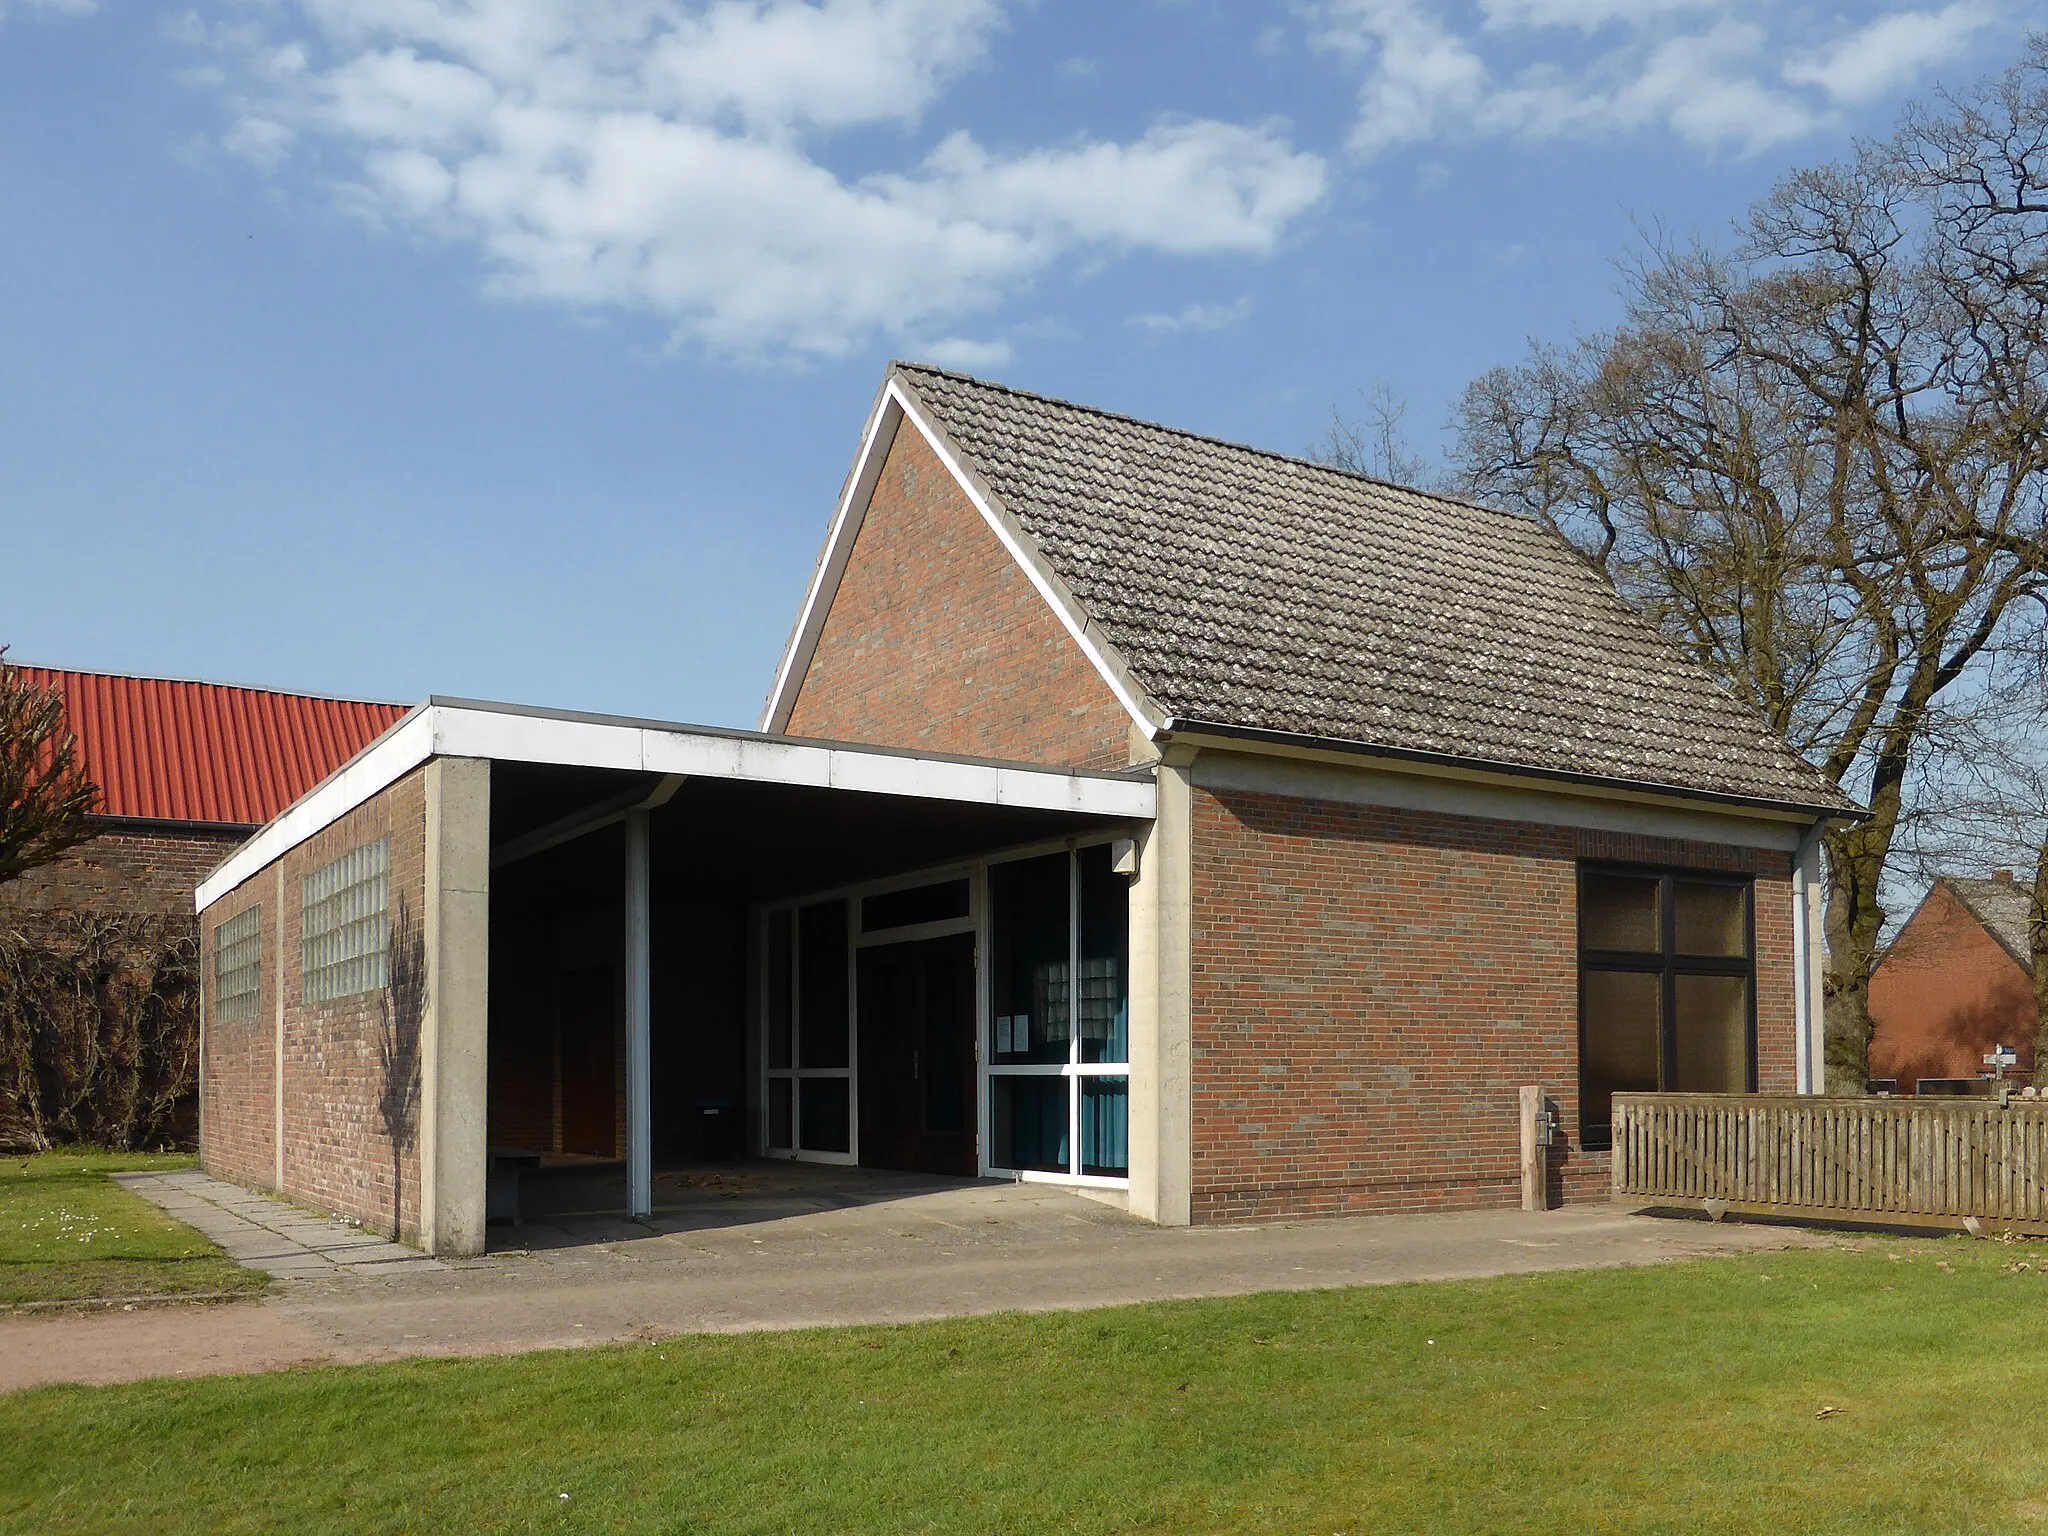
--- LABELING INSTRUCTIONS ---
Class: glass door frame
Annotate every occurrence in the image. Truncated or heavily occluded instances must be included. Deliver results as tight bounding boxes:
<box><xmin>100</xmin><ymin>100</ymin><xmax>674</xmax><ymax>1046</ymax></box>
<box><xmin>758</xmin><ymin>862</ymin><xmax>983</xmax><ymax>1168</ymax></box>
<box><xmin>754</xmin><ymin>830</ymin><xmax>1136</xmax><ymax>1191</ymax></box>
<box><xmin>980</xmin><ymin>841</ymin><xmax>1132</xmax><ymax>1190</ymax></box>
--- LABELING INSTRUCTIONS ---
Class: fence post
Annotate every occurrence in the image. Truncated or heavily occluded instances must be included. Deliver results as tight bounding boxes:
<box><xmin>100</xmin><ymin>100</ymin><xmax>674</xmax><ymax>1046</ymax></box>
<box><xmin>1520</xmin><ymin>1085</ymin><xmax>1546</xmax><ymax>1212</ymax></box>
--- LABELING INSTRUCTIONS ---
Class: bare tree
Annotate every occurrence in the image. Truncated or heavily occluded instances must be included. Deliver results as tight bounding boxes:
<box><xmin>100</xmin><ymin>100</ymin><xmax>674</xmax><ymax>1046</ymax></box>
<box><xmin>0</xmin><ymin>652</ymin><xmax>98</xmax><ymax>888</ymax></box>
<box><xmin>1453</xmin><ymin>45</ymin><xmax>2048</xmax><ymax>1090</ymax></box>
<box><xmin>1310</xmin><ymin>382</ymin><xmax>1437</xmax><ymax>488</ymax></box>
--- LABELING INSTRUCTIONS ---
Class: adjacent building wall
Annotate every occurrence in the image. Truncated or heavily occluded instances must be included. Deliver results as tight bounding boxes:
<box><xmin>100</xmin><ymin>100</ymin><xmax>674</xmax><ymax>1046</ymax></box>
<box><xmin>1868</xmin><ymin>884</ymin><xmax>2034</xmax><ymax>1091</ymax></box>
<box><xmin>1187</xmin><ymin>755</ymin><xmax>1799</xmax><ymax>1223</ymax></box>
<box><xmin>196</xmin><ymin>873</ymin><xmax>277</xmax><ymax>1194</ymax></box>
<box><xmin>783</xmin><ymin>425</ymin><xmax>1133</xmax><ymax>771</ymax></box>
<box><xmin>200</xmin><ymin>767</ymin><xmax>430</xmax><ymax>1243</ymax></box>
<box><xmin>0</xmin><ymin>821</ymin><xmax>250</xmax><ymax>925</ymax></box>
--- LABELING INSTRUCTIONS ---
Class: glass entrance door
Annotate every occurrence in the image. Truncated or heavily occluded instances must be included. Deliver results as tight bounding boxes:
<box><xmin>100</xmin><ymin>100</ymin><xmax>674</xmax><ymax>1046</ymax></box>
<box><xmin>856</xmin><ymin>932</ymin><xmax>977</xmax><ymax>1176</ymax></box>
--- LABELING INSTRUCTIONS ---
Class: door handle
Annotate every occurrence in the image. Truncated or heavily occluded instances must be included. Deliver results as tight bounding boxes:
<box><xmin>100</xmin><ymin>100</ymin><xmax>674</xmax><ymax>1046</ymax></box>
<box><xmin>912</xmin><ymin>1049</ymin><xmax>920</xmax><ymax>1080</ymax></box>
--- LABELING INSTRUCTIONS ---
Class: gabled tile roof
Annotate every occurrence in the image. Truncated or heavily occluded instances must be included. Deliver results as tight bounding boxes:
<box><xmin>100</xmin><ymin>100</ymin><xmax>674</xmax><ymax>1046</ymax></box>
<box><xmin>1945</xmin><ymin>876</ymin><xmax>2035</xmax><ymax>967</ymax></box>
<box><xmin>893</xmin><ymin>363</ymin><xmax>1858</xmax><ymax>814</ymax></box>
<box><xmin>15</xmin><ymin>667</ymin><xmax>407</xmax><ymax>827</ymax></box>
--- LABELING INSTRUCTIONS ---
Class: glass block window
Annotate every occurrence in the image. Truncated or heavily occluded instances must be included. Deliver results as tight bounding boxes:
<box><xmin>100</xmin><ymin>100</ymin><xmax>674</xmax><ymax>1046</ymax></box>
<box><xmin>302</xmin><ymin>838</ymin><xmax>390</xmax><ymax>1004</ymax></box>
<box><xmin>214</xmin><ymin>906</ymin><xmax>261</xmax><ymax>1024</ymax></box>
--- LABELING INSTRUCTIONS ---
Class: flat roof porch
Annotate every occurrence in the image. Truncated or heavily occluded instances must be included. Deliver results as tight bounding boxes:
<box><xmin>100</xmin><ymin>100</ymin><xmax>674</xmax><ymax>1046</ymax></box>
<box><xmin>198</xmin><ymin>699</ymin><xmax>1160</xmax><ymax>1256</ymax></box>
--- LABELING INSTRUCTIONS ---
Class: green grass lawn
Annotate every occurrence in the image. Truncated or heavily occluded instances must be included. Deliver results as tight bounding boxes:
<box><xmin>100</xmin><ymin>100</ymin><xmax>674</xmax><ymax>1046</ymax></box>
<box><xmin>7</xmin><ymin>1239</ymin><xmax>2048</xmax><ymax>1533</ymax></box>
<box><xmin>0</xmin><ymin>1150</ymin><xmax>267</xmax><ymax>1307</ymax></box>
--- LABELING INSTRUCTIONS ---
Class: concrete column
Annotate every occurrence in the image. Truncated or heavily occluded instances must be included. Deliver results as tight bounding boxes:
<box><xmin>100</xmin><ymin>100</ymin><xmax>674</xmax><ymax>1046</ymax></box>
<box><xmin>624</xmin><ymin>808</ymin><xmax>653</xmax><ymax>1220</ymax></box>
<box><xmin>1795</xmin><ymin>829</ymin><xmax>1826</xmax><ymax>1095</ymax></box>
<box><xmin>1127</xmin><ymin>748</ymin><xmax>1195</xmax><ymax>1226</ymax></box>
<box><xmin>420</xmin><ymin>756</ymin><xmax>491</xmax><ymax>1257</ymax></box>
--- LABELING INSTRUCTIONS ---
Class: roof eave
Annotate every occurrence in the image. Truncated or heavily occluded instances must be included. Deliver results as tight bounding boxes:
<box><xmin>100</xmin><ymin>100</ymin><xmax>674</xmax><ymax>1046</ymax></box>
<box><xmin>1157</xmin><ymin>716</ymin><xmax>1868</xmax><ymax>826</ymax></box>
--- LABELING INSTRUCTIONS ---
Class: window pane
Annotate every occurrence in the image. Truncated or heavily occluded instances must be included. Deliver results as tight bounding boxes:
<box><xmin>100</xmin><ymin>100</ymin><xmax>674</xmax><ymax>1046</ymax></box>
<box><xmin>798</xmin><ymin>1078</ymin><xmax>850</xmax><ymax>1154</ymax></box>
<box><xmin>991</xmin><ymin>1075</ymin><xmax>1068</xmax><ymax>1172</ymax></box>
<box><xmin>1675</xmin><ymin>882</ymin><xmax>1749</xmax><ymax>958</ymax></box>
<box><xmin>1581</xmin><ymin>873</ymin><xmax>1660</xmax><ymax>953</ymax></box>
<box><xmin>797</xmin><ymin>901</ymin><xmax>848</xmax><ymax>1070</ymax></box>
<box><xmin>921</xmin><ymin>949</ymin><xmax>971</xmax><ymax>1135</ymax></box>
<box><xmin>1582</xmin><ymin>969</ymin><xmax>1660</xmax><ymax>1146</ymax></box>
<box><xmin>861</xmin><ymin>880</ymin><xmax>970</xmax><ymax>933</ymax></box>
<box><xmin>989</xmin><ymin>854</ymin><xmax>1072</xmax><ymax>1065</ymax></box>
<box><xmin>765</xmin><ymin>910</ymin><xmax>793</xmax><ymax>1071</ymax></box>
<box><xmin>1675</xmin><ymin>974</ymin><xmax>1750</xmax><ymax>1093</ymax></box>
<box><xmin>1082</xmin><ymin>1077</ymin><xmax>1129</xmax><ymax>1176</ymax></box>
<box><xmin>1078</xmin><ymin>844</ymin><xmax>1129</xmax><ymax>1064</ymax></box>
<box><xmin>767</xmin><ymin>1077</ymin><xmax>792</xmax><ymax>1150</ymax></box>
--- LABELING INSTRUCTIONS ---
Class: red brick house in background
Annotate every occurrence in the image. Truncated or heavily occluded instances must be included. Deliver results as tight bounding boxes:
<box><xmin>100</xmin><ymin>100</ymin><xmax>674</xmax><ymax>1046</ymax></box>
<box><xmin>192</xmin><ymin>364</ymin><xmax>1864</xmax><ymax>1255</ymax></box>
<box><xmin>0</xmin><ymin>669</ymin><xmax>404</xmax><ymax>931</ymax></box>
<box><xmin>1868</xmin><ymin>874</ymin><xmax>2038</xmax><ymax>1092</ymax></box>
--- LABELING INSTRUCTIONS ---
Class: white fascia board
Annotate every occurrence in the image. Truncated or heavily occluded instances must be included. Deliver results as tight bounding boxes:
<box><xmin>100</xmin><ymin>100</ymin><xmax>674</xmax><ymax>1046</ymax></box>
<box><xmin>195</xmin><ymin>708</ymin><xmax>435</xmax><ymax>911</ymax></box>
<box><xmin>829</xmin><ymin>749</ymin><xmax>998</xmax><ymax>804</ymax></box>
<box><xmin>760</xmin><ymin>384</ymin><xmax>904</xmax><ymax>733</ymax></box>
<box><xmin>197</xmin><ymin>704</ymin><xmax>1155</xmax><ymax>913</ymax></box>
<box><xmin>432</xmin><ymin>706</ymin><xmax>644</xmax><ymax>772</ymax></box>
<box><xmin>647</xmin><ymin>732</ymin><xmax>834</xmax><ymax>789</ymax></box>
<box><xmin>759</xmin><ymin>372</ymin><xmax>1162</xmax><ymax>742</ymax></box>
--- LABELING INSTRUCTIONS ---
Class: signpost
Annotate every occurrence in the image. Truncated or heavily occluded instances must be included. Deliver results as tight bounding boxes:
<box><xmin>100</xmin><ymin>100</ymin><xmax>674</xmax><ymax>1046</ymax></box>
<box><xmin>1986</xmin><ymin>1044</ymin><xmax>2019</xmax><ymax>1107</ymax></box>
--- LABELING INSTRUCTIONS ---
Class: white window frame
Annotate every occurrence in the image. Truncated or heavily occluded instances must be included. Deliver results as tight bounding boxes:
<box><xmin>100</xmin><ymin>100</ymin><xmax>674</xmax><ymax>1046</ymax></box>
<box><xmin>982</xmin><ymin>844</ymin><xmax>1131</xmax><ymax>1190</ymax></box>
<box><xmin>754</xmin><ymin>832</ymin><xmax>1132</xmax><ymax>1191</ymax></box>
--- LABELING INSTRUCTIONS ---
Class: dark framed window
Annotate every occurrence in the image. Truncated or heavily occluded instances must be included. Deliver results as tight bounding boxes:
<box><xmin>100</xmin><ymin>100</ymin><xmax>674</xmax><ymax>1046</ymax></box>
<box><xmin>1579</xmin><ymin>865</ymin><xmax>1756</xmax><ymax>1150</ymax></box>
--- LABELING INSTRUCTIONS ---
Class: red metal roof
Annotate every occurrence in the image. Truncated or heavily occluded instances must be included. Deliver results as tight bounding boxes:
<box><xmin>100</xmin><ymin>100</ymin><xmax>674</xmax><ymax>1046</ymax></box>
<box><xmin>15</xmin><ymin>667</ymin><xmax>409</xmax><ymax>827</ymax></box>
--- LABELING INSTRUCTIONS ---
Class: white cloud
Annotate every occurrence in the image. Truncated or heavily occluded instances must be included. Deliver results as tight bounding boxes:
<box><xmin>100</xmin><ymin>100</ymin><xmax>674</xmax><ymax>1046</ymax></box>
<box><xmin>180</xmin><ymin>0</ymin><xmax>1327</xmax><ymax>362</ymax></box>
<box><xmin>1127</xmin><ymin>295</ymin><xmax>1252</xmax><ymax>333</ymax></box>
<box><xmin>918</xmin><ymin>336</ymin><xmax>1012</xmax><ymax>371</ymax></box>
<box><xmin>1317</xmin><ymin>0</ymin><xmax>2008</xmax><ymax>159</ymax></box>
<box><xmin>1783</xmin><ymin>4</ymin><xmax>1995</xmax><ymax>106</ymax></box>
<box><xmin>1</xmin><ymin>0</ymin><xmax>97</xmax><ymax>19</ymax></box>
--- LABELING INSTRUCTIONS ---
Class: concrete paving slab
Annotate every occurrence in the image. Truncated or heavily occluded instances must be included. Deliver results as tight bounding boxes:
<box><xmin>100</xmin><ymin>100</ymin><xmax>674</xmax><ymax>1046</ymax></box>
<box><xmin>111</xmin><ymin>1171</ymin><xmax>443</xmax><ymax>1282</ymax></box>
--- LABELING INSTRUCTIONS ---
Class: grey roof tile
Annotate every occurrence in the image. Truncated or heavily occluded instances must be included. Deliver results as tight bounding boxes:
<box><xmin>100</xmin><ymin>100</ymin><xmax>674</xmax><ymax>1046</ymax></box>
<box><xmin>1945</xmin><ymin>876</ymin><xmax>2034</xmax><ymax>965</ymax></box>
<box><xmin>895</xmin><ymin>363</ymin><xmax>1857</xmax><ymax>814</ymax></box>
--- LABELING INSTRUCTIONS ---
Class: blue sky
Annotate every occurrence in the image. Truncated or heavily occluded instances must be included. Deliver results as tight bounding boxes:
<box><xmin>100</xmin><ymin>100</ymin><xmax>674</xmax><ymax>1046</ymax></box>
<box><xmin>1</xmin><ymin>0</ymin><xmax>2037</xmax><ymax>728</ymax></box>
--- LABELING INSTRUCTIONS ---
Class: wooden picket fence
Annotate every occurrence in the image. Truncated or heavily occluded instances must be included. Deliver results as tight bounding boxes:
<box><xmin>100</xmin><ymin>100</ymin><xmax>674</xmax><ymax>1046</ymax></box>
<box><xmin>1610</xmin><ymin>1092</ymin><xmax>2048</xmax><ymax>1233</ymax></box>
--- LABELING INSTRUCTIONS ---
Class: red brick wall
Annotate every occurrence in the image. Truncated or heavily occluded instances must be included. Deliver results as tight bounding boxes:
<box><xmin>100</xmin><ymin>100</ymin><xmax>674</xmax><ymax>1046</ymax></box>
<box><xmin>197</xmin><ymin>880</ymin><xmax>276</xmax><ymax>1194</ymax></box>
<box><xmin>783</xmin><ymin>424</ymin><xmax>1132</xmax><ymax>770</ymax></box>
<box><xmin>1868</xmin><ymin>884</ymin><xmax>2034</xmax><ymax>1091</ymax></box>
<box><xmin>201</xmin><ymin>769</ymin><xmax>428</xmax><ymax>1242</ymax></box>
<box><xmin>1189</xmin><ymin>785</ymin><xmax>1797</xmax><ymax>1223</ymax></box>
<box><xmin>0</xmin><ymin>822</ymin><xmax>246</xmax><ymax>923</ymax></box>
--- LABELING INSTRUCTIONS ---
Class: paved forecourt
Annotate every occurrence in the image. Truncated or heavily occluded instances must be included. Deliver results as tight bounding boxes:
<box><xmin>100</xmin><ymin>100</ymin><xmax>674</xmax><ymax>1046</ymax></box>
<box><xmin>0</xmin><ymin>1168</ymin><xmax>1836</xmax><ymax>1393</ymax></box>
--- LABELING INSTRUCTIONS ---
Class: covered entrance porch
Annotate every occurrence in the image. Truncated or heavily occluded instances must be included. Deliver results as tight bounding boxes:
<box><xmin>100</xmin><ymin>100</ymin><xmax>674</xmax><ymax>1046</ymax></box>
<box><xmin>470</xmin><ymin>702</ymin><xmax>1158</xmax><ymax>1241</ymax></box>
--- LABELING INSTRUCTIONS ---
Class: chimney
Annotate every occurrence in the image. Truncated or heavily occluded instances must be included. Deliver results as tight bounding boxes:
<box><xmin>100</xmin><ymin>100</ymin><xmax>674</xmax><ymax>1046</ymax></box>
<box><xmin>1994</xmin><ymin>869</ymin><xmax>2016</xmax><ymax>884</ymax></box>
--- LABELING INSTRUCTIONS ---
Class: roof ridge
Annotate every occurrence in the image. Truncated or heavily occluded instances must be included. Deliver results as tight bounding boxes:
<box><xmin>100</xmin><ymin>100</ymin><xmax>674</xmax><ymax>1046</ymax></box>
<box><xmin>11</xmin><ymin>662</ymin><xmax>408</xmax><ymax>710</ymax></box>
<box><xmin>890</xmin><ymin>360</ymin><xmax>1531</xmax><ymax>528</ymax></box>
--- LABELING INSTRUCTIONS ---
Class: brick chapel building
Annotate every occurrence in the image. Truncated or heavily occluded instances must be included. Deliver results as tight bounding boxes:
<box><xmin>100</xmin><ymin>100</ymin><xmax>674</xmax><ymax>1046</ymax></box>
<box><xmin>1868</xmin><ymin>873</ymin><xmax>2040</xmax><ymax>1092</ymax></box>
<box><xmin>191</xmin><ymin>365</ymin><xmax>1862</xmax><ymax>1254</ymax></box>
